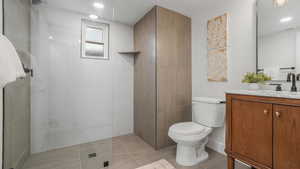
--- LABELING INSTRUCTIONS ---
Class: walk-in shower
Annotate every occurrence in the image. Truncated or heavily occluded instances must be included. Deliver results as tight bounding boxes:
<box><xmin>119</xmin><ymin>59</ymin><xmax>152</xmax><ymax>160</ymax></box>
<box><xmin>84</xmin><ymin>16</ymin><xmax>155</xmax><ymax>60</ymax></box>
<box><xmin>2</xmin><ymin>0</ymin><xmax>135</xmax><ymax>169</ymax></box>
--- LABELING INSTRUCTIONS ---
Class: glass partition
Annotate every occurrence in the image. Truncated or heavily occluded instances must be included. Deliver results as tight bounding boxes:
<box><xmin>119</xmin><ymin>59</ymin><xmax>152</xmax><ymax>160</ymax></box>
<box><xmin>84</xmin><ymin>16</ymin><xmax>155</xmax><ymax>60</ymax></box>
<box><xmin>3</xmin><ymin>1</ymin><xmax>115</xmax><ymax>169</ymax></box>
<box><xmin>3</xmin><ymin>1</ymin><xmax>31</xmax><ymax>169</ymax></box>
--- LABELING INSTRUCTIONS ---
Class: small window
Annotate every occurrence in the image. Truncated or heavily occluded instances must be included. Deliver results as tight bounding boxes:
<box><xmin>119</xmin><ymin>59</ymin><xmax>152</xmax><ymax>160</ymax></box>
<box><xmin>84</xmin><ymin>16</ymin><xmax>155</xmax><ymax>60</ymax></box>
<box><xmin>81</xmin><ymin>19</ymin><xmax>109</xmax><ymax>60</ymax></box>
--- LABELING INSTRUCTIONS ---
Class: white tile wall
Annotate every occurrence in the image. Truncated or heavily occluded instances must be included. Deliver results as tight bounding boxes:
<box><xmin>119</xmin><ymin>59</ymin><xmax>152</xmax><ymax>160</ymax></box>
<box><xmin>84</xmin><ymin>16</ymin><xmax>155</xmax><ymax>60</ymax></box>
<box><xmin>31</xmin><ymin>7</ymin><xmax>134</xmax><ymax>153</ymax></box>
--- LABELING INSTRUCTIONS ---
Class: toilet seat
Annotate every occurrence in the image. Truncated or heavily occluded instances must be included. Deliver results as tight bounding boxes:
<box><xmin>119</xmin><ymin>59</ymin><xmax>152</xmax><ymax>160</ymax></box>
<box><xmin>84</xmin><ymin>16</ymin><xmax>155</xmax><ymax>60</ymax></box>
<box><xmin>169</xmin><ymin>122</ymin><xmax>211</xmax><ymax>135</ymax></box>
<box><xmin>169</xmin><ymin>122</ymin><xmax>212</xmax><ymax>142</ymax></box>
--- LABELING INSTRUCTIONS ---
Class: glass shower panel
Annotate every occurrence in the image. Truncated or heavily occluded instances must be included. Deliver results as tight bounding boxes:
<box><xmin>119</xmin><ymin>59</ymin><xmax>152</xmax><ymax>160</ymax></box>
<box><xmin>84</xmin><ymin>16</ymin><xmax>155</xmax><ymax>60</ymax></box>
<box><xmin>3</xmin><ymin>1</ymin><xmax>31</xmax><ymax>169</ymax></box>
<box><xmin>3</xmin><ymin>0</ymin><xmax>115</xmax><ymax>169</ymax></box>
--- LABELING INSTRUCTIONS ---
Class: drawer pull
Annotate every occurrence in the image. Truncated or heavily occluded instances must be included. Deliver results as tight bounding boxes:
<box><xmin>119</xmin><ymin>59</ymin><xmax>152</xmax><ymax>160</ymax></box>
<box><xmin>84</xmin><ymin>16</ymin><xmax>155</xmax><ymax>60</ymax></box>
<box><xmin>263</xmin><ymin>110</ymin><xmax>268</xmax><ymax>115</ymax></box>
<box><xmin>275</xmin><ymin>111</ymin><xmax>281</xmax><ymax>118</ymax></box>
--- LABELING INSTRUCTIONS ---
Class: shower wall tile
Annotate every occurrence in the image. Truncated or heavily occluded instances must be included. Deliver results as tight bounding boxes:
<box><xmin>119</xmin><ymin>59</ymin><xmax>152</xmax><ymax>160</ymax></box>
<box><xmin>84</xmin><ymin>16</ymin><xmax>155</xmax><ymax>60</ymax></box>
<box><xmin>31</xmin><ymin>6</ymin><xmax>134</xmax><ymax>153</ymax></box>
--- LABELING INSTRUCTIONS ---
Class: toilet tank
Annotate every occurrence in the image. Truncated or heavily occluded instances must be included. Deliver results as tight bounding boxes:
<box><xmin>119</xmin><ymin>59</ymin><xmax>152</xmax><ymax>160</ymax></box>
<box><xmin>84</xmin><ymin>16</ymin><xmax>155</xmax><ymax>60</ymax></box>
<box><xmin>192</xmin><ymin>97</ymin><xmax>225</xmax><ymax>127</ymax></box>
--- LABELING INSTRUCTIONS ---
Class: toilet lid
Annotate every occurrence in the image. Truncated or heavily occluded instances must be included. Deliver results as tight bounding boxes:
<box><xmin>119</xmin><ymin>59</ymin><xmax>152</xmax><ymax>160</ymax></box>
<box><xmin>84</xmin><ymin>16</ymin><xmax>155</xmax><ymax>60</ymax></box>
<box><xmin>169</xmin><ymin>122</ymin><xmax>211</xmax><ymax>136</ymax></box>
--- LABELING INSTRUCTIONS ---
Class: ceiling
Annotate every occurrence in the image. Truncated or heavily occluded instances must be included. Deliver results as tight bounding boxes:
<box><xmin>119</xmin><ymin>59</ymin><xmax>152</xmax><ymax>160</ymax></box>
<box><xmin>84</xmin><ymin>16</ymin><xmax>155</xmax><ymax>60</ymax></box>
<box><xmin>36</xmin><ymin>0</ymin><xmax>300</xmax><ymax>35</ymax></box>
<box><xmin>258</xmin><ymin>0</ymin><xmax>300</xmax><ymax>36</ymax></box>
<box><xmin>36</xmin><ymin>0</ymin><xmax>220</xmax><ymax>25</ymax></box>
<box><xmin>36</xmin><ymin>0</ymin><xmax>300</xmax><ymax>34</ymax></box>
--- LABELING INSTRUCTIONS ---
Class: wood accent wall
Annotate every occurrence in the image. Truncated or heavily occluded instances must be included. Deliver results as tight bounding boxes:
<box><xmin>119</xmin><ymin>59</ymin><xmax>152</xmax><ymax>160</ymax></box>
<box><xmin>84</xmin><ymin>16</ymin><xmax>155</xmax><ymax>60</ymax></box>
<box><xmin>134</xmin><ymin>7</ymin><xmax>157</xmax><ymax>148</ymax></box>
<box><xmin>134</xmin><ymin>6</ymin><xmax>192</xmax><ymax>149</ymax></box>
<box><xmin>156</xmin><ymin>7</ymin><xmax>192</xmax><ymax>148</ymax></box>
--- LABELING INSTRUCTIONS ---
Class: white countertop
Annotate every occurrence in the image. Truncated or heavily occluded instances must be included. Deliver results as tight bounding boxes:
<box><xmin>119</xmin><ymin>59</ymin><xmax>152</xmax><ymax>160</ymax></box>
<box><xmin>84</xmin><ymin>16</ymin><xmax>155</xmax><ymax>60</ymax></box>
<box><xmin>226</xmin><ymin>90</ymin><xmax>300</xmax><ymax>99</ymax></box>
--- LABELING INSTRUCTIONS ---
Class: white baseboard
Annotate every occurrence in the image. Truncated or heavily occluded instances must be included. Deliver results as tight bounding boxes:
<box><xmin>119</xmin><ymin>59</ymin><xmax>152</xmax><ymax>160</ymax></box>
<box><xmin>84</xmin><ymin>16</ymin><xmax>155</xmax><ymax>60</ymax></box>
<box><xmin>207</xmin><ymin>139</ymin><xmax>225</xmax><ymax>155</ymax></box>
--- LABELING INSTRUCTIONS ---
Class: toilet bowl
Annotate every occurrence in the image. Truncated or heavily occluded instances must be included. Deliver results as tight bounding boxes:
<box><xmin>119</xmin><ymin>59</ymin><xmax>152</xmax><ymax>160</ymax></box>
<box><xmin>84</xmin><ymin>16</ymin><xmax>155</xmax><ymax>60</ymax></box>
<box><xmin>168</xmin><ymin>97</ymin><xmax>225</xmax><ymax>166</ymax></box>
<box><xmin>168</xmin><ymin>122</ymin><xmax>212</xmax><ymax>166</ymax></box>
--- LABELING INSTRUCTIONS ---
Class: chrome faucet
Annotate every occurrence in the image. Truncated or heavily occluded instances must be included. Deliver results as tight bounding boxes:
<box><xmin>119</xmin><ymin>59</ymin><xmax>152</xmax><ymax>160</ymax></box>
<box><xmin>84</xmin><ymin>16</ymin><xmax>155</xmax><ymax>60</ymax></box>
<box><xmin>287</xmin><ymin>73</ymin><xmax>297</xmax><ymax>92</ymax></box>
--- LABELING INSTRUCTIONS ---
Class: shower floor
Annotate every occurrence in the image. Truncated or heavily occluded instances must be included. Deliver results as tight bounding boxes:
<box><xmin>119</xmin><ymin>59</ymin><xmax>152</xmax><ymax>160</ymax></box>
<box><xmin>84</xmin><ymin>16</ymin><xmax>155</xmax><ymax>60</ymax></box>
<box><xmin>22</xmin><ymin>134</ymin><xmax>249</xmax><ymax>169</ymax></box>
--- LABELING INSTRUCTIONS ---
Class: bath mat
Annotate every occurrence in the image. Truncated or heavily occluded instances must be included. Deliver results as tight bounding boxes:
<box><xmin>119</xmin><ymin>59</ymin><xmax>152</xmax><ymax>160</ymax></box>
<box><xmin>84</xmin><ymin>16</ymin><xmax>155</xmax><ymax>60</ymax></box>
<box><xmin>136</xmin><ymin>159</ymin><xmax>175</xmax><ymax>169</ymax></box>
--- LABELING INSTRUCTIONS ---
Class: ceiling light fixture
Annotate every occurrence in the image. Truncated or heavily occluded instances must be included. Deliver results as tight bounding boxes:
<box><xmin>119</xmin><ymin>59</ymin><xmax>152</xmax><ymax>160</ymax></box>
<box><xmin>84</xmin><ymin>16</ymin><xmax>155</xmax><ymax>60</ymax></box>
<box><xmin>93</xmin><ymin>2</ymin><xmax>104</xmax><ymax>9</ymax></box>
<box><xmin>280</xmin><ymin>17</ymin><xmax>293</xmax><ymax>23</ymax></box>
<box><xmin>273</xmin><ymin>0</ymin><xmax>288</xmax><ymax>7</ymax></box>
<box><xmin>48</xmin><ymin>36</ymin><xmax>53</xmax><ymax>40</ymax></box>
<box><xmin>89</xmin><ymin>14</ymin><xmax>98</xmax><ymax>20</ymax></box>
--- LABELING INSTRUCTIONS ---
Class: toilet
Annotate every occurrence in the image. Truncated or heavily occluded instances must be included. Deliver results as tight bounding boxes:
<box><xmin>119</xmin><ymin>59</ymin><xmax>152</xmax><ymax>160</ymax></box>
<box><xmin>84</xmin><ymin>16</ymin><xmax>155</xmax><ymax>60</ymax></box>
<box><xmin>168</xmin><ymin>97</ymin><xmax>225</xmax><ymax>166</ymax></box>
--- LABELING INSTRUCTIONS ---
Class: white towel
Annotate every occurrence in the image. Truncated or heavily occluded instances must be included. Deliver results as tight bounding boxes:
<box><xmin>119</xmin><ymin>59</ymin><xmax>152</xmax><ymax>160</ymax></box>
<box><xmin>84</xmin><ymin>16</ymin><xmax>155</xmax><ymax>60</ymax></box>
<box><xmin>0</xmin><ymin>34</ymin><xmax>26</xmax><ymax>88</ymax></box>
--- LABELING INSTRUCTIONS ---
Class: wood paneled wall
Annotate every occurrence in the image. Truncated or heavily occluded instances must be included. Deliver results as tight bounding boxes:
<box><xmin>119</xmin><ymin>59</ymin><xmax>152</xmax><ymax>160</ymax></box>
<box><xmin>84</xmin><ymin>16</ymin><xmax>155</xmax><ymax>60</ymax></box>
<box><xmin>134</xmin><ymin>6</ymin><xmax>192</xmax><ymax>149</ymax></box>
<box><xmin>156</xmin><ymin>7</ymin><xmax>192</xmax><ymax>148</ymax></box>
<box><xmin>134</xmin><ymin>7</ymin><xmax>157</xmax><ymax>148</ymax></box>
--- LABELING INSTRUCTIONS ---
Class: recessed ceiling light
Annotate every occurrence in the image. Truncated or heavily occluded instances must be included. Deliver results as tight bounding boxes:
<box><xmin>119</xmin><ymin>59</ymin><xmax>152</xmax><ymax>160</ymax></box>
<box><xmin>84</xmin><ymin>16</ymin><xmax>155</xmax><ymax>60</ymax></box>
<box><xmin>280</xmin><ymin>17</ymin><xmax>293</xmax><ymax>23</ymax></box>
<box><xmin>274</xmin><ymin>0</ymin><xmax>288</xmax><ymax>7</ymax></box>
<box><xmin>89</xmin><ymin>14</ymin><xmax>98</xmax><ymax>20</ymax></box>
<box><xmin>48</xmin><ymin>36</ymin><xmax>53</xmax><ymax>40</ymax></box>
<box><xmin>93</xmin><ymin>2</ymin><xmax>104</xmax><ymax>9</ymax></box>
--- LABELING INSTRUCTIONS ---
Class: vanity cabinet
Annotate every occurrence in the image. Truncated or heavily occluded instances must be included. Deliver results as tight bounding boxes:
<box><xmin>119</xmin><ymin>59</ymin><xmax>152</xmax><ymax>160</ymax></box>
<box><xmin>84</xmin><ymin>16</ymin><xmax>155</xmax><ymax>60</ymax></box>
<box><xmin>226</xmin><ymin>94</ymin><xmax>300</xmax><ymax>169</ymax></box>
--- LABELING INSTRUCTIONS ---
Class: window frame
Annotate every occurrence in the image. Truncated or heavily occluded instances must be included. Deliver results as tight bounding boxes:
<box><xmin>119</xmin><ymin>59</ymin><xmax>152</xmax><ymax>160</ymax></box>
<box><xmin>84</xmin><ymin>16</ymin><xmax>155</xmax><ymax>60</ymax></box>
<box><xmin>81</xmin><ymin>19</ymin><xmax>110</xmax><ymax>60</ymax></box>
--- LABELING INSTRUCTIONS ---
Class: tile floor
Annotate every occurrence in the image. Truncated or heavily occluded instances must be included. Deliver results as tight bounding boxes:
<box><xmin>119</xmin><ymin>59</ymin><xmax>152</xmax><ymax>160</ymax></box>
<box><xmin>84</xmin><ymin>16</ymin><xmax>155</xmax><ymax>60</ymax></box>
<box><xmin>23</xmin><ymin>134</ymin><xmax>249</xmax><ymax>169</ymax></box>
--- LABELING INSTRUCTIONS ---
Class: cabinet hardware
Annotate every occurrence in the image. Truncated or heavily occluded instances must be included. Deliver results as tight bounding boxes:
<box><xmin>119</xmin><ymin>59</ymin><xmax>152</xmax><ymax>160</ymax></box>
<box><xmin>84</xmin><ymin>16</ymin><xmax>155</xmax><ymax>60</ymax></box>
<box><xmin>263</xmin><ymin>110</ymin><xmax>268</xmax><ymax>115</ymax></box>
<box><xmin>275</xmin><ymin>111</ymin><xmax>281</xmax><ymax>118</ymax></box>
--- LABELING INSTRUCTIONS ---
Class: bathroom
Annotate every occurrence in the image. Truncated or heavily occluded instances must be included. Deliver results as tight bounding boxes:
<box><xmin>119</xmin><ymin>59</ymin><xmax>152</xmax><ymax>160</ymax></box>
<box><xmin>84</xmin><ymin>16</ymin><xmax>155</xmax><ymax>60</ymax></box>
<box><xmin>0</xmin><ymin>0</ymin><xmax>299</xmax><ymax>169</ymax></box>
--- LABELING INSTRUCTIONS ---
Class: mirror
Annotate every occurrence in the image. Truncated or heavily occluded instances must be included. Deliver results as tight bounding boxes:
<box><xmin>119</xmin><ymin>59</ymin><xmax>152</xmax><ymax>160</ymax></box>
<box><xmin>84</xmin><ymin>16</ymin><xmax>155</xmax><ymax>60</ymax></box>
<box><xmin>257</xmin><ymin>0</ymin><xmax>300</xmax><ymax>81</ymax></box>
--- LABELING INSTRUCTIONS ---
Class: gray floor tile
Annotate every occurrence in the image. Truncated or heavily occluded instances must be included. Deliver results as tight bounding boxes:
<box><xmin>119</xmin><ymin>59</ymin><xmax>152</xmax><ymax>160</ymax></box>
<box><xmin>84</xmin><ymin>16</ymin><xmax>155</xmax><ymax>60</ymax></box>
<box><xmin>23</xmin><ymin>134</ymin><xmax>249</xmax><ymax>169</ymax></box>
